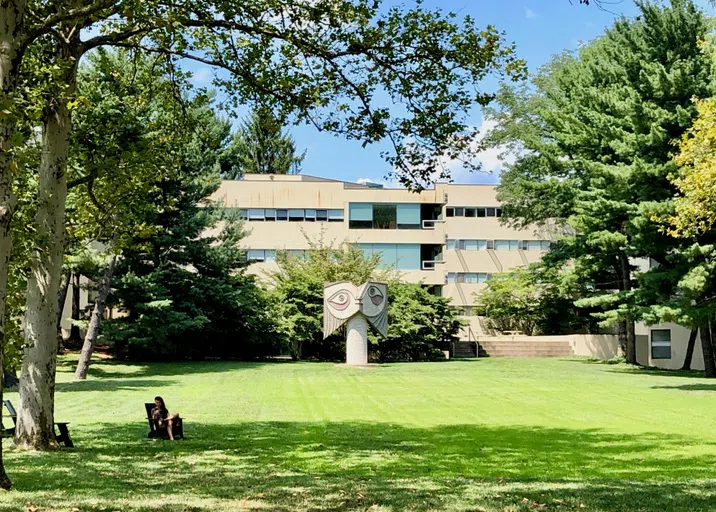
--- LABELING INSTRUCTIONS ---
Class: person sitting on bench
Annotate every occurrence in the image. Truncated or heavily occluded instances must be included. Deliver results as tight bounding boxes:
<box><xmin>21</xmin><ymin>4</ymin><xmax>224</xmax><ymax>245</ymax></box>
<box><xmin>151</xmin><ymin>396</ymin><xmax>181</xmax><ymax>441</ymax></box>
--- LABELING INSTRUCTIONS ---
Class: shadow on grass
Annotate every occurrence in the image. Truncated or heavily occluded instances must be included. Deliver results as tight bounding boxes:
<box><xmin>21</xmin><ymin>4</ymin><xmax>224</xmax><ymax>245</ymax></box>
<box><xmin>56</xmin><ymin>358</ymin><xmax>276</xmax><ymax>380</ymax></box>
<box><xmin>566</xmin><ymin>358</ymin><xmax>708</xmax><ymax>379</ymax></box>
<box><xmin>651</xmin><ymin>383</ymin><xmax>716</xmax><ymax>391</ymax></box>
<box><xmin>2</xmin><ymin>421</ymin><xmax>716</xmax><ymax>511</ymax></box>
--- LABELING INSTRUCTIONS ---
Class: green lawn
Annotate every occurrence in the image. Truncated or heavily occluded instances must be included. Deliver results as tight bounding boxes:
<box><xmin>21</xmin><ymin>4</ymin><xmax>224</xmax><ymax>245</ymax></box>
<box><xmin>1</xmin><ymin>357</ymin><xmax>716</xmax><ymax>511</ymax></box>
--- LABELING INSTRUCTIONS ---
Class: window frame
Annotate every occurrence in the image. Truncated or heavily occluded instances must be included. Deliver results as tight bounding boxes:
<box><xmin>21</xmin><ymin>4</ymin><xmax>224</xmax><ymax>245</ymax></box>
<box><xmin>651</xmin><ymin>329</ymin><xmax>672</xmax><ymax>360</ymax></box>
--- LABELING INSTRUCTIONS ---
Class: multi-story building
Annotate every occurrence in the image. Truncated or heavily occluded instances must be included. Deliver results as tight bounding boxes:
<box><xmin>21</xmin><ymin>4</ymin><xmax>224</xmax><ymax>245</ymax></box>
<box><xmin>212</xmin><ymin>174</ymin><xmax>554</xmax><ymax>325</ymax></box>
<box><xmin>211</xmin><ymin>173</ymin><xmax>707</xmax><ymax>371</ymax></box>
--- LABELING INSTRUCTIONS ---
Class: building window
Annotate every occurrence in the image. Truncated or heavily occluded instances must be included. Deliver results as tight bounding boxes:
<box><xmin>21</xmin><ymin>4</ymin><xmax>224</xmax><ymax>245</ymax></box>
<box><xmin>248</xmin><ymin>209</ymin><xmax>264</xmax><ymax>221</ymax></box>
<box><xmin>477</xmin><ymin>207</ymin><xmax>486</xmax><ymax>217</ymax></box>
<box><xmin>328</xmin><ymin>209</ymin><xmax>344</xmax><ymax>222</ymax></box>
<box><xmin>446</xmin><ymin>207</ymin><xmax>455</xmax><ymax>217</ymax></box>
<box><xmin>247</xmin><ymin>249</ymin><xmax>267</xmax><ymax>262</ymax></box>
<box><xmin>264</xmin><ymin>209</ymin><xmax>276</xmax><ymax>221</ymax></box>
<box><xmin>651</xmin><ymin>329</ymin><xmax>671</xmax><ymax>359</ymax></box>
<box><xmin>487</xmin><ymin>240</ymin><xmax>495</xmax><ymax>250</ymax></box>
<box><xmin>239</xmin><ymin>209</ymin><xmax>248</xmax><ymax>220</ymax></box>
<box><xmin>447</xmin><ymin>272</ymin><xmax>456</xmax><ymax>283</ymax></box>
<box><xmin>316</xmin><ymin>209</ymin><xmax>328</xmax><ymax>222</ymax></box>
<box><xmin>486</xmin><ymin>207</ymin><xmax>496</xmax><ymax>217</ymax></box>
<box><xmin>349</xmin><ymin>203</ymin><xmax>373</xmax><ymax>228</ymax></box>
<box><xmin>446</xmin><ymin>239</ymin><xmax>455</xmax><ymax>250</ymax></box>
<box><xmin>276</xmin><ymin>209</ymin><xmax>288</xmax><ymax>221</ymax></box>
<box><xmin>509</xmin><ymin>240</ymin><xmax>519</xmax><ymax>251</ymax></box>
<box><xmin>289</xmin><ymin>209</ymin><xmax>304</xmax><ymax>222</ymax></box>
<box><xmin>495</xmin><ymin>240</ymin><xmax>510</xmax><ymax>251</ymax></box>
<box><xmin>305</xmin><ymin>209</ymin><xmax>316</xmax><ymax>222</ymax></box>
<box><xmin>373</xmin><ymin>204</ymin><xmax>397</xmax><ymax>229</ymax></box>
<box><xmin>541</xmin><ymin>240</ymin><xmax>552</xmax><ymax>251</ymax></box>
<box><xmin>465</xmin><ymin>208</ymin><xmax>476</xmax><ymax>218</ymax></box>
<box><xmin>496</xmin><ymin>208</ymin><xmax>503</xmax><ymax>217</ymax></box>
<box><xmin>357</xmin><ymin>243</ymin><xmax>421</xmax><ymax>270</ymax></box>
<box><xmin>397</xmin><ymin>204</ymin><xmax>421</xmax><ymax>229</ymax></box>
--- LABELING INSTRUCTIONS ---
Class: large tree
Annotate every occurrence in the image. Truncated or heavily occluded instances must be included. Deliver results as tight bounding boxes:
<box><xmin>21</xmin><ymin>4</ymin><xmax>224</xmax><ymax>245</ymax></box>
<box><xmin>483</xmin><ymin>0</ymin><xmax>713</xmax><ymax>364</ymax></box>
<box><xmin>3</xmin><ymin>0</ymin><xmax>525</xmax><ymax>457</ymax></box>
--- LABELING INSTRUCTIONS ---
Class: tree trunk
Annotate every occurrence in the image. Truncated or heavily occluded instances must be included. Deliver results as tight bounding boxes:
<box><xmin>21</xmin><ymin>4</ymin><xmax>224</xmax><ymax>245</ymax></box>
<box><xmin>56</xmin><ymin>270</ymin><xmax>70</xmax><ymax>354</ymax></box>
<box><xmin>75</xmin><ymin>254</ymin><xmax>117</xmax><ymax>380</ymax></box>
<box><xmin>680</xmin><ymin>328</ymin><xmax>698</xmax><ymax>371</ymax></box>
<box><xmin>16</xmin><ymin>50</ymin><xmax>76</xmax><ymax>451</ymax></box>
<box><xmin>617</xmin><ymin>253</ymin><xmax>637</xmax><ymax>364</ymax></box>
<box><xmin>0</xmin><ymin>0</ymin><xmax>26</xmax><ymax>488</ymax></box>
<box><xmin>617</xmin><ymin>320</ymin><xmax>627</xmax><ymax>356</ymax></box>
<box><xmin>68</xmin><ymin>273</ymin><xmax>81</xmax><ymax>341</ymax></box>
<box><xmin>699</xmin><ymin>323</ymin><xmax>716</xmax><ymax>378</ymax></box>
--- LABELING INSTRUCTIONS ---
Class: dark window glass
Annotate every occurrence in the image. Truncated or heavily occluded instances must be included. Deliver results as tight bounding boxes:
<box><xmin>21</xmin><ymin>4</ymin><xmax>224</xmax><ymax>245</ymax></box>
<box><xmin>465</xmin><ymin>208</ymin><xmax>476</xmax><ymax>218</ymax></box>
<box><xmin>446</xmin><ymin>207</ymin><xmax>454</xmax><ymax>217</ymax></box>
<box><xmin>496</xmin><ymin>208</ymin><xmax>503</xmax><ymax>217</ymax></box>
<box><xmin>316</xmin><ymin>209</ymin><xmax>328</xmax><ymax>221</ymax></box>
<box><xmin>276</xmin><ymin>209</ymin><xmax>288</xmax><ymax>221</ymax></box>
<box><xmin>487</xmin><ymin>240</ymin><xmax>495</xmax><ymax>250</ymax></box>
<box><xmin>477</xmin><ymin>208</ymin><xmax>486</xmax><ymax>217</ymax></box>
<box><xmin>264</xmin><ymin>209</ymin><xmax>276</xmax><ymax>221</ymax></box>
<box><xmin>239</xmin><ymin>209</ymin><xmax>248</xmax><ymax>220</ymax></box>
<box><xmin>486</xmin><ymin>207</ymin><xmax>496</xmax><ymax>217</ymax></box>
<box><xmin>454</xmin><ymin>207</ymin><xmax>465</xmax><ymax>217</ymax></box>
<box><xmin>349</xmin><ymin>220</ymin><xmax>373</xmax><ymax>229</ymax></box>
<box><xmin>373</xmin><ymin>204</ymin><xmax>397</xmax><ymax>229</ymax></box>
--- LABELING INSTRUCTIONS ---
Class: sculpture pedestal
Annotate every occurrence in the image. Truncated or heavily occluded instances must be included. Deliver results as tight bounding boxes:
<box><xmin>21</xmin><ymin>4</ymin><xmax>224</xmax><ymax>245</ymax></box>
<box><xmin>346</xmin><ymin>315</ymin><xmax>369</xmax><ymax>365</ymax></box>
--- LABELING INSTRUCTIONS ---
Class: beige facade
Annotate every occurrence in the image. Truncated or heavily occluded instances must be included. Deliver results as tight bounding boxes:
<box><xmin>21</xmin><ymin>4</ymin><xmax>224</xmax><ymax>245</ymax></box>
<box><xmin>211</xmin><ymin>174</ymin><xmax>554</xmax><ymax>314</ymax></box>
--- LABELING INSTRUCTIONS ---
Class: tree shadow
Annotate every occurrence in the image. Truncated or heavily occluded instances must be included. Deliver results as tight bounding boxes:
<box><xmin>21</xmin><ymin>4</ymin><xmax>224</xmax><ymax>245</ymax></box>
<box><xmin>54</xmin><ymin>378</ymin><xmax>174</xmax><ymax>393</ymax></box>
<box><xmin>651</xmin><ymin>383</ymin><xmax>716</xmax><ymax>391</ymax></box>
<box><xmin>568</xmin><ymin>359</ymin><xmax>708</xmax><ymax>379</ymax></box>
<box><xmin>2</xmin><ymin>421</ymin><xmax>715</xmax><ymax>511</ymax></box>
<box><xmin>55</xmin><ymin>358</ymin><xmax>277</xmax><ymax>380</ymax></box>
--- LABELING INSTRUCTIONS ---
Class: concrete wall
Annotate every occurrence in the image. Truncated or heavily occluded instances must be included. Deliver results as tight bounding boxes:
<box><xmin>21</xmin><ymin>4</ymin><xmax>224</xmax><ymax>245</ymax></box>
<box><xmin>570</xmin><ymin>334</ymin><xmax>619</xmax><ymax>360</ymax></box>
<box><xmin>636</xmin><ymin>322</ymin><xmax>704</xmax><ymax>371</ymax></box>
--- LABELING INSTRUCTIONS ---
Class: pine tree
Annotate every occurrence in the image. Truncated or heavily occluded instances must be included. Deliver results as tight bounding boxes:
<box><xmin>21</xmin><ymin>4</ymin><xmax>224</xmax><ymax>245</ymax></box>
<box><xmin>223</xmin><ymin>107</ymin><xmax>305</xmax><ymax>178</ymax></box>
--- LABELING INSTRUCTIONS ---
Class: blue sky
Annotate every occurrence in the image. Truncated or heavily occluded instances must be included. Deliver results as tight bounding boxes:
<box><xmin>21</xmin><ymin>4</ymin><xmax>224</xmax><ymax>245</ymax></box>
<box><xmin>189</xmin><ymin>1</ymin><xmax>711</xmax><ymax>186</ymax></box>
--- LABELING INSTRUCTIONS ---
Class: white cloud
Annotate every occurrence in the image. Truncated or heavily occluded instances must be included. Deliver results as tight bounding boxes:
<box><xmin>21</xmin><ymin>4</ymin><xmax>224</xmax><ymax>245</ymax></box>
<box><xmin>432</xmin><ymin>117</ymin><xmax>514</xmax><ymax>185</ymax></box>
<box><xmin>525</xmin><ymin>7</ymin><xmax>537</xmax><ymax>19</ymax></box>
<box><xmin>192</xmin><ymin>67</ymin><xmax>213</xmax><ymax>85</ymax></box>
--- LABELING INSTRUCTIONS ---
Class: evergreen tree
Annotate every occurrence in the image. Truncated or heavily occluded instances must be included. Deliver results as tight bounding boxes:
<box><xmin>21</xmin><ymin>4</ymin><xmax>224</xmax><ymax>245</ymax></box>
<box><xmin>484</xmin><ymin>0</ymin><xmax>713</xmax><ymax>364</ymax></box>
<box><xmin>223</xmin><ymin>107</ymin><xmax>306</xmax><ymax>178</ymax></box>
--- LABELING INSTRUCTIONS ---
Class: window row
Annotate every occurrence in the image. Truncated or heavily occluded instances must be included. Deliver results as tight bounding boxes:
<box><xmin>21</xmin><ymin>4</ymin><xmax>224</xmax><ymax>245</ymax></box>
<box><xmin>446</xmin><ymin>239</ymin><xmax>552</xmax><ymax>251</ymax></box>
<box><xmin>247</xmin><ymin>249</ymin><xmax>309</xmax><ymax>262</ymax></box>
<box><xmin>238</xmin><ymin>208</ymin><xmax>344</xmax><ymax>222</ymax></box>
<box><xmin>357</xmin><ymin>243</ymin><xmax>421</xmax><ymax>270</ymax></box>
<box><xmin>446</xmin><ymin>206</ymin><xmax>502</xmax><ymax>218</ymax></box>
<box><xmin>349</xmin><ymin>203</ymin><xmax>422</xmax><ymax>230</ymax></box>
<box><xmin>446</xmin><ymin>272</ymin><xmax>492</xmax><ymax>284</ymax></box>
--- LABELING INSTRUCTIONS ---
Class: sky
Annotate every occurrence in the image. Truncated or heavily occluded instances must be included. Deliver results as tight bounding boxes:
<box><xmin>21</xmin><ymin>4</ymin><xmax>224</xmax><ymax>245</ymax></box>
<box><xmin>187</xmin><ymin>0</ymin><xmax>712</xmax><ymax>187</ymax></box>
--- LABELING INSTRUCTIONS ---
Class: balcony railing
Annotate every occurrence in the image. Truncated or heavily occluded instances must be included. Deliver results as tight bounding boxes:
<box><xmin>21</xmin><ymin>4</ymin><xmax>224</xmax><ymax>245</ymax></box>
<box><xmin>422</xmin><ymin>219</ymin><xmax>446</xmax><ymax>230</ymax></box>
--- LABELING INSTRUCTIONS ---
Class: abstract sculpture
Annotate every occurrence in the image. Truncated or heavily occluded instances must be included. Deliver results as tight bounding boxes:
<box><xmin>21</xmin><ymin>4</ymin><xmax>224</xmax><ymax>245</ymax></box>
<box><xmin>323</xmin><ymin>281</ymin><xmax>388</xmax><ymax>365</ymax></box>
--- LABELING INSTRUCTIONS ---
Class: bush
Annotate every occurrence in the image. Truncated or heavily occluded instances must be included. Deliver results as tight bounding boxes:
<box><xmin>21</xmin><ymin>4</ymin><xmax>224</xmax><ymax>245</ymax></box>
<box><xmin>371</xmin><ymin>283</ymin><xmax>463</xmax><ymax>363</ymax></box>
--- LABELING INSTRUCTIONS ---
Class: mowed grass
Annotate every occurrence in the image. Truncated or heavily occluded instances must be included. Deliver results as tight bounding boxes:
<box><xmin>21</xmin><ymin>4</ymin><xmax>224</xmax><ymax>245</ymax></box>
<box><xmin>1</xmin><ymin>357</ymin><xmax>716</xmax><ymax>511</ymax></box>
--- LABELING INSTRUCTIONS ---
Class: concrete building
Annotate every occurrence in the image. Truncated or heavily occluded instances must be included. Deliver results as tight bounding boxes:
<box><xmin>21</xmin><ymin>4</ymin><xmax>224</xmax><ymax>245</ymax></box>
<box><xmin>211</xmin><ymin>174</ymin><xmax>699</xmax><ymax>369</ymax></box>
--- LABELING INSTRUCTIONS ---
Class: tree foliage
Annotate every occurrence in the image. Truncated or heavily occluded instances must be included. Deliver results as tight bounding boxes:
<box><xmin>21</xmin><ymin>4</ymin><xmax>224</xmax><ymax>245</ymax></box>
<box><xmin>371</xmin><ymin>283</ymin><xmax>462</xmax><ymax>363</ymax></box>
<box><xmin>670</xmin><ymin>98</ymin><xmax>716</xmax><ymax>237</ymax></box>
<box><xmin>222</xmin><ymin>107</ymin><xmax>305</xmax><ymax>178</ymax></box>
<box><xmin>474</xmin><ymin>265</ymin><xmax>598</xmax><ymax>336</ymax></box>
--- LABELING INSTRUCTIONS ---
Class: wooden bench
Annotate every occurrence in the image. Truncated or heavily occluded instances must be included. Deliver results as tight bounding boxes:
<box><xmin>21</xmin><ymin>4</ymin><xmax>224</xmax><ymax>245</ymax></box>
<box><xmin>144</xmin><ymin>403</ymin><xmax>184</xmax><ymax>439</ymax></box>
<box><xmin>2</xmin><ymin>400</ymin><xmax>74</xmax><ymax>447</ymax></box>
